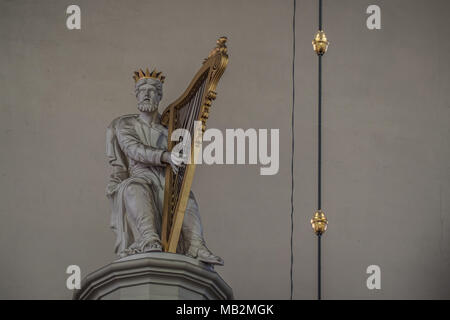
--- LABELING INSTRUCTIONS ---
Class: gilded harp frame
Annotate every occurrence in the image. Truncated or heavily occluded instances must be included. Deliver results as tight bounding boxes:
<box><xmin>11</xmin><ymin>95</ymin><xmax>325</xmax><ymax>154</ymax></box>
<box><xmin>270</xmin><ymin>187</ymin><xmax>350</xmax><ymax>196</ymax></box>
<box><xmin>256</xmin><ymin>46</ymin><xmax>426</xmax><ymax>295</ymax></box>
<box><xmin>160</xmin><ymin>37</ymin><xmax>229</xmax><ymax>253</ymax></box>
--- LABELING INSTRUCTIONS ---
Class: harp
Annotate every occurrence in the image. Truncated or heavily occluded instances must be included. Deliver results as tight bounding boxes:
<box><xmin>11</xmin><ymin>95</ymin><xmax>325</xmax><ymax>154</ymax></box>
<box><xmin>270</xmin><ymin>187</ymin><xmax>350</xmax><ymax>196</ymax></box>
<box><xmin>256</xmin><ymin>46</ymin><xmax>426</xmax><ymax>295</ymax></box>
<box><xmin>160</xmin><ymin>37</ymin><xmax>229</xmax><ymax>253</ymax></box>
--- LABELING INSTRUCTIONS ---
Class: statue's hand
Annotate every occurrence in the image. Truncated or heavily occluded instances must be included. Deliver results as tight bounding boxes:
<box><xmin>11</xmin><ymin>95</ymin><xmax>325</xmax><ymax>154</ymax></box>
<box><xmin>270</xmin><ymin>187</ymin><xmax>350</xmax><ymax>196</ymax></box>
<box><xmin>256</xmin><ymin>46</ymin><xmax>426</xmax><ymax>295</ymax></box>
<box><xmin>161</xmin><ymin>151</ymin><xmax>187</xmax><ymax>175</ymax></box>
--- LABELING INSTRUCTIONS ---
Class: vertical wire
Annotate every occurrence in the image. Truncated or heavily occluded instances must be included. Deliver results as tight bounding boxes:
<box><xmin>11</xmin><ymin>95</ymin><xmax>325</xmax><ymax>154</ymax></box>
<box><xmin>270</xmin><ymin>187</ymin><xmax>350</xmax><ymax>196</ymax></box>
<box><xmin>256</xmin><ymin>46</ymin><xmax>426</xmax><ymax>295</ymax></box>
<box><xmin>318</xmin><ymin>234</ymin><xmax>322</xmax><ymax>300</ymax></box>
<box><xmin>317</xmin><ymin>0</ymin><xmax>323</xmax><ymax>301</ymax></box>
<box><xmin>290</xmin><ymin>0</ymin><xmax>296</xmax><ymax>301</ymax></box>
<box><xmin>319</xmin><ymin>0</ymin><xmax>323</xmax><ymax>30</ymax></box>
<box><xmin>318</xmin><ymin>55</ymin><xmax>322</xmax><ymax>211</ymax></box>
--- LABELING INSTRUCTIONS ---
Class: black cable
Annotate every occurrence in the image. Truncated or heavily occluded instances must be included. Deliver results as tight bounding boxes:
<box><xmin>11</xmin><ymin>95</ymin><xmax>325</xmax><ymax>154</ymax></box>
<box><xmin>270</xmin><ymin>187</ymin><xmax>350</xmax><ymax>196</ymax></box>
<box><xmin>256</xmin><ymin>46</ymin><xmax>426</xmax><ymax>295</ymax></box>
<box><xmin>318</xmin><ymin>55</ymin><xmax>322</xmax><ymax>210</ymax></box>
<box><xmin>317</xmin><ymin>0</ymin><xmax>323</xmax><ymax>301</ymax></box>
<box><xmin>290</xmin><ymin>0</ymin><xmax>296</xmax><ymax>301</ymax></box>
<box><xmin>319</xmin><ymin>0</ymin><xmax>322</xmax><ymax>30</ymax></box>
<box><xmin>318</xmin><ymin>234</ymin><xmax>322</xmax><ymax>300</ymax></box>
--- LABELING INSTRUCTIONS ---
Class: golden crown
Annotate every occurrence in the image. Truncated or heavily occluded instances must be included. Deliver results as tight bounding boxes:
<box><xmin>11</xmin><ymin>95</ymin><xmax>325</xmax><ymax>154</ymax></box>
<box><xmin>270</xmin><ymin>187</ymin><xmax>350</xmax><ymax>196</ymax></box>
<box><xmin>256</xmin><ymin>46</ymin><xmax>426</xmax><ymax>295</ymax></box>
<box><xmin>133</xmin><ymin>68</ymin><xmax>165</xmax><ymax>83</ymax></box>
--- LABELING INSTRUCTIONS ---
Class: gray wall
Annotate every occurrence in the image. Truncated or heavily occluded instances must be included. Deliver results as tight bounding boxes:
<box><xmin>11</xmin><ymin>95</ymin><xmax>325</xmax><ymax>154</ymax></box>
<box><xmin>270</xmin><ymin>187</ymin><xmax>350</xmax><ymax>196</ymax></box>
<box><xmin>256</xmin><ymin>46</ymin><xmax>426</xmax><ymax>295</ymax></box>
<box><xmin>0</xmin><ymin>0</ymin><xmax>449</xmax><ymax>299</ymax></box>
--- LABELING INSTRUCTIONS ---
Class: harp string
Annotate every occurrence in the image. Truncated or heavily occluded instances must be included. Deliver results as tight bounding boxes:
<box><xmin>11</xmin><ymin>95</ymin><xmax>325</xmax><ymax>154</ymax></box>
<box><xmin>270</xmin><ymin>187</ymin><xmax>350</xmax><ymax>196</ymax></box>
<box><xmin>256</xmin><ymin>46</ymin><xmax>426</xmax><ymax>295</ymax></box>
<box><xmin>174</xmin><ymin>80</ymin><xmax>204</xmax><ymax>198</ymax></box>
<box><xmin>170</xmin><ymin>77</ymin><xmax>207</xmax><ymax>216</ymax></box>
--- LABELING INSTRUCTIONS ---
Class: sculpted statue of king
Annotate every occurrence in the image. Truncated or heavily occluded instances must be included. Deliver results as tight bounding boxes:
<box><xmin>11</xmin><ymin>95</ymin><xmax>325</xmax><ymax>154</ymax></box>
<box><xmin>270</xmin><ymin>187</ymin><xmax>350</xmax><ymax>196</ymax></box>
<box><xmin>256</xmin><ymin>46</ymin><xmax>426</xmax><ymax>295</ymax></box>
<box><xmin>105</xmin><ymin>69</ymin><xmax>223</xmax><ymax>265</ymax></box>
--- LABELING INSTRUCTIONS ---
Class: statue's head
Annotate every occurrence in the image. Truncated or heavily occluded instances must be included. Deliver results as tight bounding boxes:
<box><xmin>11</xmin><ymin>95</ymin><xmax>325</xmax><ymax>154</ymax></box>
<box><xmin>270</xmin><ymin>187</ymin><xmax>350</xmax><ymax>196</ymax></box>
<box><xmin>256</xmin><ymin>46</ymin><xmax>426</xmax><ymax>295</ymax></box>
<box><xmin>133</xmin><ymin>68</ymin><xmax>165</xmax><ymax>113</ymax></box>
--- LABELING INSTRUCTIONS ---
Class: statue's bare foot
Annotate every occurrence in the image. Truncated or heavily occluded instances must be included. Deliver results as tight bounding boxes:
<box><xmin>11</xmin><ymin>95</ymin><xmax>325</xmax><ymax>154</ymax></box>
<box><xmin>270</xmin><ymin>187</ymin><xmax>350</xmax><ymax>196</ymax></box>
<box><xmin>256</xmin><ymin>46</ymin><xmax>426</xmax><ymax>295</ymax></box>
<box><xmin>197</xmin><ymin>247</ymin><xmax>224</xmax><ymax>266</ymax></box>
<box><xmin>142</xmin><ymin>240</ymin><xmax>162</xmax><ymax>253</ymax></box>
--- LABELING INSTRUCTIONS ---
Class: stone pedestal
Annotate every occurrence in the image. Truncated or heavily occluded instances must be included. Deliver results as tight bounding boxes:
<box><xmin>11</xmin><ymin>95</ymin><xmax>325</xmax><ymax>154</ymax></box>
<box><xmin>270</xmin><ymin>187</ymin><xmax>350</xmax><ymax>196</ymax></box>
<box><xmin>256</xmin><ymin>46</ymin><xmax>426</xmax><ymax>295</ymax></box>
<box><xmin>73</xmin><ymin>252</ymin><xmax>233</xmax><ymax>300</ymax></box>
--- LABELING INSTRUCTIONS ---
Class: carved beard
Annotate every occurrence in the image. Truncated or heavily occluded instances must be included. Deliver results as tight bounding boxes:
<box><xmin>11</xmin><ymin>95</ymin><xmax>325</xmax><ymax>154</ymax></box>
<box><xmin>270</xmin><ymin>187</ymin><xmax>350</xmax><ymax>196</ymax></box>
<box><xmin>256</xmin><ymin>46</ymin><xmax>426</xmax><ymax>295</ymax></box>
<box><xmin>137</xmin><ymin>101</ymin><xmax>158</xmax><ymax>112</ymax></box>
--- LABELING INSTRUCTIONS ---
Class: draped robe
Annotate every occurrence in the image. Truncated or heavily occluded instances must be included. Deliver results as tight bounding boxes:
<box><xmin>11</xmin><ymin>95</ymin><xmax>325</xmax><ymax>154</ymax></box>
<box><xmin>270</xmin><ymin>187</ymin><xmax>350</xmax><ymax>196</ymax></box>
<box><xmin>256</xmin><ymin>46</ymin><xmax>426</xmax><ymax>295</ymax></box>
<box><xmin>106</xmin><ymin>114</ymin><xmax>204</xmax><ymax>257</ymax></box>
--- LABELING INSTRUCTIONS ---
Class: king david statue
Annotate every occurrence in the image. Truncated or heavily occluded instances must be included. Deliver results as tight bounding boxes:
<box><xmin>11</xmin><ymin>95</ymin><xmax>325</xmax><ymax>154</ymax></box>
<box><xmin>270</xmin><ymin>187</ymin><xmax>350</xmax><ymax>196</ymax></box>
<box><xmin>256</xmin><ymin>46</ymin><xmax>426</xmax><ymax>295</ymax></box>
<box><xmin>105</xmin><ymin>68</ymin><xmax>223</xmax><ymax>265</ymax></box>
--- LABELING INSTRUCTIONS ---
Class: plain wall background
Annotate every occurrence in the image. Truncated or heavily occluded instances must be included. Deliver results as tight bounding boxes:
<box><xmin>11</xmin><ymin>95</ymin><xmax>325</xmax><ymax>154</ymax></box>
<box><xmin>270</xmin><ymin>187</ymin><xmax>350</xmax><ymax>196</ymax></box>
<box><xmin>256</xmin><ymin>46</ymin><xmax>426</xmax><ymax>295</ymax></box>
<box><xmin>0</xmin><ymin>0</ymin><xmax>449</xmax><ymax>299</ymax></box>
